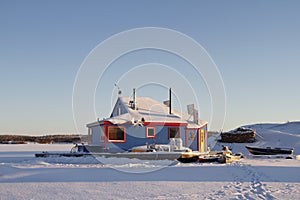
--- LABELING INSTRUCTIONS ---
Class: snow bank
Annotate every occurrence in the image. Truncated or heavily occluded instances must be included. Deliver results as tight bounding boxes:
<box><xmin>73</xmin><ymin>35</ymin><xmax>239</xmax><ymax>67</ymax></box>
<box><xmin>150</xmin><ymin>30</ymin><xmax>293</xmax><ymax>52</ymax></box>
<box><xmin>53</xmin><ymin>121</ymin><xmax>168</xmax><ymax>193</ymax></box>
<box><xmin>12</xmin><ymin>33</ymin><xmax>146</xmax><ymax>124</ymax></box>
<box><xmin>213</xmin><ymin>121</ymin><xmax>300</xmax><ymax>155</ymax></box>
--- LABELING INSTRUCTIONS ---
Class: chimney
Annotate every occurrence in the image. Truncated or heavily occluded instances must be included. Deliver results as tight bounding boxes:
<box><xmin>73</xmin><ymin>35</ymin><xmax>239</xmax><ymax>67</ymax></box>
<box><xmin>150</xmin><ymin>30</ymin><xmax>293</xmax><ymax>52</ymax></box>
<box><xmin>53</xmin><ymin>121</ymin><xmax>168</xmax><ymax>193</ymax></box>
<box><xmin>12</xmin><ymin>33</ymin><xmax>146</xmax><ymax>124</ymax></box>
<box><xmin>133</xmin><ymin>88</ymin><xmax>137</xmax><ymax>110</ymax></box>
<box><xmin>169</xmin><ymin>88</ymin><xmax>172</xmax><ymax>114</ymax></box>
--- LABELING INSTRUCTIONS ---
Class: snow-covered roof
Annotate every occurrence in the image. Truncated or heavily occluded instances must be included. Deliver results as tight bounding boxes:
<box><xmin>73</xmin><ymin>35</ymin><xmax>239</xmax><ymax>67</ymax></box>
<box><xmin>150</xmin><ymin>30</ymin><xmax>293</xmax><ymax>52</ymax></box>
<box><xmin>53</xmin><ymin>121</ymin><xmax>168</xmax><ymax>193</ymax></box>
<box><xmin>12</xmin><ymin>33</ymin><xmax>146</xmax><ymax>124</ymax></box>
<box><xmin>89</xmin><ymin>97</ymin><xmax>207</xmax><ymax>128</ymax></box>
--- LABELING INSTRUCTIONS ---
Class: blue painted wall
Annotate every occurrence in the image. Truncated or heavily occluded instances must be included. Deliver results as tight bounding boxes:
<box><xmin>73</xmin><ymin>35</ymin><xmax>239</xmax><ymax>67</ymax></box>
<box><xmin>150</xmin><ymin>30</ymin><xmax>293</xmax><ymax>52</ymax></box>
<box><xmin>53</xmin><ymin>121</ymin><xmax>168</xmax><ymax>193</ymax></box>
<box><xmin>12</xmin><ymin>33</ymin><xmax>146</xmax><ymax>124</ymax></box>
<box><xmin>89</xmin><ymin>123</ymin><xmax>207</xmax><ymax>152</ymax></box>
<box><xmin>186</xmin><ymin>129</ymin><xmax>198</xmax><ymax>150</ymax></box>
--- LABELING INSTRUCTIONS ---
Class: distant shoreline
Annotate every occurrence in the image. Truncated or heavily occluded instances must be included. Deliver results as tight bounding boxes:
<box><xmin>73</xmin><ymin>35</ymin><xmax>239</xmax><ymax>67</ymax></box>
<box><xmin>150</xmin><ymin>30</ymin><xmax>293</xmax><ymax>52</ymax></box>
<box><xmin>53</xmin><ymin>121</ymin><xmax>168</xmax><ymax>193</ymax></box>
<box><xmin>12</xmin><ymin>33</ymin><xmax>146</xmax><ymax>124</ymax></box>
<box><xmin>0</xmin><ymin>134</ymin><xmax>88</xmax><ymax>144</ymax></box>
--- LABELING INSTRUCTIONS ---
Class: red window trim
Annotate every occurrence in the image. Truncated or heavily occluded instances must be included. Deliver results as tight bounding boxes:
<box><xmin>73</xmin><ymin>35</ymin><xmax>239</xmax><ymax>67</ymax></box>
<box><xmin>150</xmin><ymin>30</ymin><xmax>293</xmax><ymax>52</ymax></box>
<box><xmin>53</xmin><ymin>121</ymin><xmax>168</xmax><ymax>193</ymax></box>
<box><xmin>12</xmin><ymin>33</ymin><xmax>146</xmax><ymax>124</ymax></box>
<box><xmin>168</xmin><ymin>127</ymin><xmax>180</xmax><ymax>139</ymax></box>
<box><xmin>107</xmin><ymin>126</ymin><xmax>126</xmax><ymax>143</ymax></box>
<box><xmin>146</xmin><ymin>126</ymin><xmax>156</xmax><ymax>138</ymax></box>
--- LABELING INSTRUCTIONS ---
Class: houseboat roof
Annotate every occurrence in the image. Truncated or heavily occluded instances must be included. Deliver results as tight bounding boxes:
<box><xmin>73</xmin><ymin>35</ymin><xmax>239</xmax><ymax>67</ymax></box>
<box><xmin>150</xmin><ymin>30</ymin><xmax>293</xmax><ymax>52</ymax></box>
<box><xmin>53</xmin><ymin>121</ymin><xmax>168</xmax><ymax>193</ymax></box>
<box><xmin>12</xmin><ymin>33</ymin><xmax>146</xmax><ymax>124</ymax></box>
<box><xmin>87</xmin><ymin>97</ymin><xmax>207</xmax><ymax>128</ymax></box>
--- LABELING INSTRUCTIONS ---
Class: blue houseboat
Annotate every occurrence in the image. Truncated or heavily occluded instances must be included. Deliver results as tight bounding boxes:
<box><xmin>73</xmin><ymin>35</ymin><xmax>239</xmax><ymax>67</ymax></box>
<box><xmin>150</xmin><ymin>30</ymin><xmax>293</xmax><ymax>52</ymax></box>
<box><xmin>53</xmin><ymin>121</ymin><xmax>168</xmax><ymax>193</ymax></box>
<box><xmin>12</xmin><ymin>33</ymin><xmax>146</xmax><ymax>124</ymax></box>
<box><xmin>86</xmin><ymin>89</ymin><xmax>208</xmax><ymax>153</ymax></box>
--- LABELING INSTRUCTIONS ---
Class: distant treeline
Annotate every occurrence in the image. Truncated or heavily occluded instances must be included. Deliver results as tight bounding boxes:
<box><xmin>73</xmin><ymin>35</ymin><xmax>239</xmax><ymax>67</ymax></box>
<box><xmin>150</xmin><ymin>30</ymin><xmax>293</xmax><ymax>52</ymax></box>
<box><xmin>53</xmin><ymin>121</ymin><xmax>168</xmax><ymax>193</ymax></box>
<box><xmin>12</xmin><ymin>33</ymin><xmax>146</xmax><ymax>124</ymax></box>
<box><xmin>0</xmin><ymin>135</ymin><xmax>88</xmax><ymax>144</ymax></box>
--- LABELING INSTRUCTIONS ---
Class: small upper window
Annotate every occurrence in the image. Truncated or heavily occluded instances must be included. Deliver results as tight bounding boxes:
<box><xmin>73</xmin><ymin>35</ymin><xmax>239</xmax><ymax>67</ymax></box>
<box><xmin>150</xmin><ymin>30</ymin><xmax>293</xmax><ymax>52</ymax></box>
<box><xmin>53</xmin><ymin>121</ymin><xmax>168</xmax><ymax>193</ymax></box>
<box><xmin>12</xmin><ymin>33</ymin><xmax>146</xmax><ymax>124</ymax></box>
<box><xmin>146</xmin><ymin>127</ymin><xmax>156</xmax><ymax>138</ymax></box>
<box><xmin>117</xmin><ymin>107</ymin><xmax>121</xmax><ymax>116</ymax></box>
<box><xmin>88</xmin><ymin>128</ymin><xmax>92</xmax><ymax>143</ymax></box>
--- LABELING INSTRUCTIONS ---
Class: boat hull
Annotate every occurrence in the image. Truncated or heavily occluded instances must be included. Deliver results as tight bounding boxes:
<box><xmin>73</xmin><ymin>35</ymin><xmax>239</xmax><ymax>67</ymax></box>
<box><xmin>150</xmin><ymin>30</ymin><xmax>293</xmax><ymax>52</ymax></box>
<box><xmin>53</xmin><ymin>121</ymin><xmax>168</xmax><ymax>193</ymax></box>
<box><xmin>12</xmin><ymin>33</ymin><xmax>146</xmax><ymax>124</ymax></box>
<box><xmin>199</xmin><ymin>156</ymin><xmax>218</xmax><ymax>163</ymax></box>
<box><xmin>35</xmin><ymin>151</ymin><xmax>200</xmax><ymax>162</ymax></box>
<box><xmin>245</xmin><ymin>146</ymin><xmax>293</xmax><ymax>155</ymax></box>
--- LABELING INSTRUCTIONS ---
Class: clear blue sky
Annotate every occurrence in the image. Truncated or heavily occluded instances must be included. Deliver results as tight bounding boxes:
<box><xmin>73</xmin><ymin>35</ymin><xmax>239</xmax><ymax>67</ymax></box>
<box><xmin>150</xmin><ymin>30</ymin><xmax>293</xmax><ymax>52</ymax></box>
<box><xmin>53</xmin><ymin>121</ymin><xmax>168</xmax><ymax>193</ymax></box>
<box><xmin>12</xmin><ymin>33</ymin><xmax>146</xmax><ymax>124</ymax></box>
<box><xmin>1</xmin><ymin>0</ymin><xmax>300</xmax><ymax>135</ymax></box>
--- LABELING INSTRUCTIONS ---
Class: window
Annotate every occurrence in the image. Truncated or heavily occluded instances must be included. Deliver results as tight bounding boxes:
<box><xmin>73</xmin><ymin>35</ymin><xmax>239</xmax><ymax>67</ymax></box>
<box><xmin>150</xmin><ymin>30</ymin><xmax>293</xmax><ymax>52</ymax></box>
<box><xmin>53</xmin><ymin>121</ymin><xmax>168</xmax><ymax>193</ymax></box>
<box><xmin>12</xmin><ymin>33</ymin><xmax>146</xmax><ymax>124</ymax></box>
<box><xmin>88</xmin><ymin>128</ymin><xmax>92</xmax><ymax>144</ymax></box>
<box><xmin>146</xmin><ymin>127</ymin><xmax>156</xmax><ymax>138</ymax></box>
<box><xmin>117</xmin><ymin>107</ymin><xmax>121</xmax><ymax>116</ymax></box>
<box><xmin>108</xmin><ymin>126</ymin><xmax>126</xmax><ymax>142</ymax></box>
<box><xmin>169</xmin><ymin>127</ymin><xmax>180</xmax><ymax>139</ymax></box>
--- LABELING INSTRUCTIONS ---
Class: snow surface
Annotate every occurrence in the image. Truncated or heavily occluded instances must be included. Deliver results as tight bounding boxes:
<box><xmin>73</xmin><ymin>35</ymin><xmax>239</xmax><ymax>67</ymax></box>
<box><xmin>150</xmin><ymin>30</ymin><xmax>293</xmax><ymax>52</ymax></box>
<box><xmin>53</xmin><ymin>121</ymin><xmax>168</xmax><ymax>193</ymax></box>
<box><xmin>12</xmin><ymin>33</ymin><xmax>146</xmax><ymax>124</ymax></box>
<box><xmin>1</xmin><ymin>122</ymin><xmax>300</xmax><ymax>199</ymax></box>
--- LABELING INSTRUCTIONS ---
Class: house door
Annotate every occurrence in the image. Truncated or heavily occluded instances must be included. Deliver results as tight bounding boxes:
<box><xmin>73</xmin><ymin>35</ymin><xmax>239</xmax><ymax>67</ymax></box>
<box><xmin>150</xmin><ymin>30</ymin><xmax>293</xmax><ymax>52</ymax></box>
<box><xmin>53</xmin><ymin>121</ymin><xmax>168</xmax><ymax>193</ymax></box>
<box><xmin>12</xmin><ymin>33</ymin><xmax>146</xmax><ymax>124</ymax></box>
<box><xmin>200</xmin><ymin>129</ymin><xmax>205</xmax><ymax>152</ymax></box>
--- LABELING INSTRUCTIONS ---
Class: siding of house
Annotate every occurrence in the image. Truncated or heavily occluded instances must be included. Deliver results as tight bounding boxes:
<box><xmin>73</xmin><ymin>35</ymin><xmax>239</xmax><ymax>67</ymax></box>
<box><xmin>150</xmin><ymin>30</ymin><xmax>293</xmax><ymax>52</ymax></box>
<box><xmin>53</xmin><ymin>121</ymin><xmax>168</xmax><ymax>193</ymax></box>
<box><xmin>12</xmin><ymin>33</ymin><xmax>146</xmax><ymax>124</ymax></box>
<box><xmin>88</xmin><ymin>122</ymin><xmax>207</xmax><ymax>152</ymax></box>
<box><xmin>89</xmin><ymin>125</ymin><xmax>105</xmax><ymax>145</ymax></box>
<box><xmin>186</xmin><ymin>129</ymin><xmax>198</xmax><ymax>151</ymax></box>
<box><xmin>185</xmin><ymin>124</ymin><xmax>208</xmax><ymax>152</ymax></box>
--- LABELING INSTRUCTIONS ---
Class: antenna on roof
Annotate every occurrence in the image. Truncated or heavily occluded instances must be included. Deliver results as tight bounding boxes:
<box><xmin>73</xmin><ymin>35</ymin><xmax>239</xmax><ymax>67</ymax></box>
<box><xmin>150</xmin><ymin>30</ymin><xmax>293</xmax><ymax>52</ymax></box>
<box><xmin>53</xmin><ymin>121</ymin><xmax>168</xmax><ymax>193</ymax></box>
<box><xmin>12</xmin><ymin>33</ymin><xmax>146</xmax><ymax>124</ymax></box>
<box><xmin>169</xmin><ymin>88</ymin><xmax>172</xmax><ymax>114</ymax></box>
<box><xmin>114</xmin><ymin>83</ymin><xmax>122</xmax><ymax>96</ymax></box>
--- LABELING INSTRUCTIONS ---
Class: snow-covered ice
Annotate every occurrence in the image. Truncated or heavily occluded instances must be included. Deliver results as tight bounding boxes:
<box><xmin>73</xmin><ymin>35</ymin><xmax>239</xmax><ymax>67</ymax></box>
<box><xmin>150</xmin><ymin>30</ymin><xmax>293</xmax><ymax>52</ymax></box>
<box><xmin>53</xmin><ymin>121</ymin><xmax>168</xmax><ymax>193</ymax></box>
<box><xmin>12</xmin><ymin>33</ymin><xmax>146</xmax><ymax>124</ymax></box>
<box><xmin>1</xmin><ymin>122</ymin><xmax>300</xmax><ymax>199</ymax></box>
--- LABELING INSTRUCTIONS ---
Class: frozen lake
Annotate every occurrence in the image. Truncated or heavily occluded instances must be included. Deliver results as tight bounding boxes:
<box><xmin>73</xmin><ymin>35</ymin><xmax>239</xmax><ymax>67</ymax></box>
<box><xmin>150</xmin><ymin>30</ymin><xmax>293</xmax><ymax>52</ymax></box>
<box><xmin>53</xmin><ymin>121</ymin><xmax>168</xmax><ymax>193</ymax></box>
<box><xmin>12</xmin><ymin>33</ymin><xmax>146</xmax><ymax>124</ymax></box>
<box><xmin>0</xmin><ymin>143</ymin><xmax>299</xmax><ymax>200</ymax></box>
